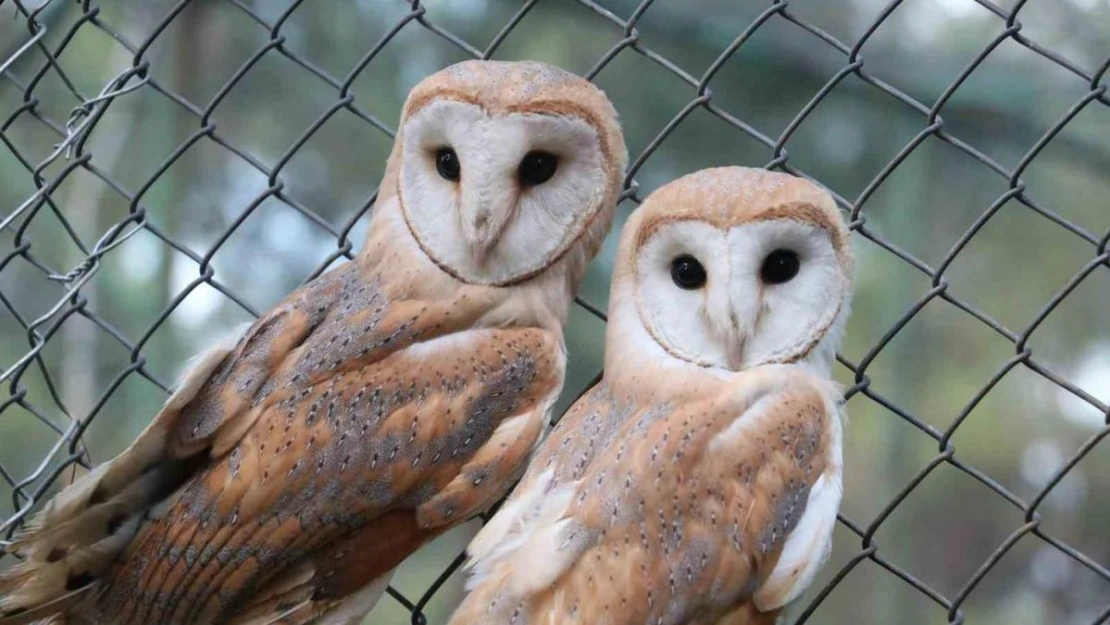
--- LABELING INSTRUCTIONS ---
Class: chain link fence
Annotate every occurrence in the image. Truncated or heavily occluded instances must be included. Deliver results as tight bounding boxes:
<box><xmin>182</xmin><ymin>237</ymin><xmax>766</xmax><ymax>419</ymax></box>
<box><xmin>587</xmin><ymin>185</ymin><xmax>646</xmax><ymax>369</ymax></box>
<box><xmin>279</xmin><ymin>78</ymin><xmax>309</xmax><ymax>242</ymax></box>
<box><xmin>1</xmin><ymin>0</ymin><xmax>1108</xmax><ymax>623</ymax></box>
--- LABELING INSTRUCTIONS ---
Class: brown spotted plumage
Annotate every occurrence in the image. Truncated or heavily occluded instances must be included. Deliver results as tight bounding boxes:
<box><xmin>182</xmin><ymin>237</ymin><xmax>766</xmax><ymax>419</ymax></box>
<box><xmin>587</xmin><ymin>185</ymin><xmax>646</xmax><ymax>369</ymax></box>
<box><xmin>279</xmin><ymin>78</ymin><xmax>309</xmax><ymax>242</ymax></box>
<box><xmin>0</xmin><ymin>60</ymin><xmax>626</xmax><ymax>625</ymax></box>
<box><xmin>450</xmin><ymin>168</ymin><xmax>853</xmax><ymax>625</ymax></box>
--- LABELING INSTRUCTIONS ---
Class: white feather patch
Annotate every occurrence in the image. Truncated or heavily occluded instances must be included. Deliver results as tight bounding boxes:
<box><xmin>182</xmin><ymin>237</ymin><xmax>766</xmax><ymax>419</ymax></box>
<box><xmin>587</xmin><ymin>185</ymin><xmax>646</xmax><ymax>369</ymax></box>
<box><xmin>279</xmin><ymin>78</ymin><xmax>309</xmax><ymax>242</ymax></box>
<box><xmin>754</xmin><ymin>380</ymin><xmax>845</xmax><ymax>611</ymax></box>
<box><xmin>506</xmin><ymin>516</ymin><xmax>577</xmax><ymax>596</ymax></box>
<box><xmin>399</xmin><ymin>100</ymin><xmax>606</xmax><ymax>286</ymax></box>
<box><xmin>629</xmin><ymin>219</ymin><xmax>847</xmax><ymax>372</ymax></box>
<box><xmin>752</xmin><ymin>470</ymin><xmax>842</xmax><ymax>611</ymax></box>
<box><xmin>727</xmin><ymin>222</ymin><xmax>845</xmax><ymax>369</ymax></box>
<box><xmin>465</xmin><ymin>476</ymin><xmax>578</xmax><ymax>595</ymax></box>
<box><xmin>465</xmin><ymin>469</ymin><xmax>556</xmax><ymax>579</ymax></box>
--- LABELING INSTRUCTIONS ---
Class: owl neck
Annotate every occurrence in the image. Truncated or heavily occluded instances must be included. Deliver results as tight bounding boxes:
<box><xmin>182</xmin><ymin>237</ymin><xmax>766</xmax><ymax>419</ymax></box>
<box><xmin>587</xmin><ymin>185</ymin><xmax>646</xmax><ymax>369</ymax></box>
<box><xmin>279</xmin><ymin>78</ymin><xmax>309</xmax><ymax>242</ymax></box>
<box><xmin>797</xmin><ymin>335</ymin><xmax>838</xmax><ymax>376</ymax></box>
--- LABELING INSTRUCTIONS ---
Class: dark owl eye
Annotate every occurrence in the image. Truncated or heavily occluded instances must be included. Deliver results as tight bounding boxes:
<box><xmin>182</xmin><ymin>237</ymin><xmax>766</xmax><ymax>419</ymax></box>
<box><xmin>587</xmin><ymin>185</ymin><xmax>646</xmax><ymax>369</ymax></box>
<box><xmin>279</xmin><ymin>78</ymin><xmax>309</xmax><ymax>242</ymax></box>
<box><xmin>671</xmin><ymin>255</ymin><xmax>707</xmax><ymax>290</ymax></box>
<box><xmin>518</xmin><ymin>151</ymin><xmax>558</xmax><ymax>186</ymax></box>
<box><xmin>435</xmin><ymin>148</ymin><xmax>460</xmax><ymax>181</ymax></box>
<box><xmin>760</xmin><ymin>249</ymin><xmax>800</xmax><ymax>284</ymax></box>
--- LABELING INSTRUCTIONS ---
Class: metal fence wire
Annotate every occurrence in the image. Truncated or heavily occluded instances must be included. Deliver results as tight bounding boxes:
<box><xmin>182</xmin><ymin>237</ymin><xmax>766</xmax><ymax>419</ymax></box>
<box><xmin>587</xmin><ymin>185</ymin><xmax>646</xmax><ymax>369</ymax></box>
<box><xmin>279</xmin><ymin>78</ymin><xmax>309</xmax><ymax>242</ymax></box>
<box><xmin>1</xmin><ymin>0</ymin><xmax>1108</xmax><ymax>623</ymax></box>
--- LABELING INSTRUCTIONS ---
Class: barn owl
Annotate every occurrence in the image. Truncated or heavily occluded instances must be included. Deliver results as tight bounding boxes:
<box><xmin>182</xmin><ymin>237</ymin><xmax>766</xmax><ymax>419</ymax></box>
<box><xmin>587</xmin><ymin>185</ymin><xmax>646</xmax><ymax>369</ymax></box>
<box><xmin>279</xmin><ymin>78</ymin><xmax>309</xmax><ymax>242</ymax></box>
<box><xmin>0</xmin><ymin>60</ymin><xmax>626</xmax><ymax>625</ymax></box>
<box><xmin>449</xmin><ymin>167</ymin><xmax>853</xmax><ymax>625</ymax></box>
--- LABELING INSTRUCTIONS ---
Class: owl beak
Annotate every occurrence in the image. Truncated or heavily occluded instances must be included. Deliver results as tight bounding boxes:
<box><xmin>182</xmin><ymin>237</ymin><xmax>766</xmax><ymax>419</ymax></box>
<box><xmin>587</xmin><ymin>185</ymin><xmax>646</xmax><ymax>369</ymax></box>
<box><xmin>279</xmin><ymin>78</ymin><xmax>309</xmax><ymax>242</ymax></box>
<box><xmin>461</xmin><ymin>206</ymin><xmax>512</xmax><ymax>266</ymax></box>
<box><xmin>724</xmin><ymin>322</ymin><xmax>746</xmax><ymax>371</ymax></box>
<box><xmin>460</xmin><ymin>185</ymin><xmax>517</xmax><ymax>267</ymax></box>
<box><xmin>724</xmin><ymin>289</ymin><xmax>761</xmax><ymax>371</ymax></box>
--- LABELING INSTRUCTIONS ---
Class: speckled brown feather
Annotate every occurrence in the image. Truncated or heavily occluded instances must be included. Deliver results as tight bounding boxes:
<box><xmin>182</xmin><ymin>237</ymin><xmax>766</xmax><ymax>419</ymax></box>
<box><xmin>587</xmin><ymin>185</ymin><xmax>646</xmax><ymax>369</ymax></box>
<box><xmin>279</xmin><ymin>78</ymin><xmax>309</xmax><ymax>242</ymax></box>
<box><xmin>450</xmin><ymin>368</ymin><xmax>838</xmax><ymax>625</ymax></box>
<box><xmin>0</xmin><ymin>256</ymin><xmax>563</xmax><ymax>625</ymax></box>
<box><xmin>0</xmin><ymin>59</ymin><xmax>624</xmax><ymax>625</ymax></box>
<box><xmin>92</xmin><ymin>322</ymin><xmax>561</xmax><ymax>625</ymax></box>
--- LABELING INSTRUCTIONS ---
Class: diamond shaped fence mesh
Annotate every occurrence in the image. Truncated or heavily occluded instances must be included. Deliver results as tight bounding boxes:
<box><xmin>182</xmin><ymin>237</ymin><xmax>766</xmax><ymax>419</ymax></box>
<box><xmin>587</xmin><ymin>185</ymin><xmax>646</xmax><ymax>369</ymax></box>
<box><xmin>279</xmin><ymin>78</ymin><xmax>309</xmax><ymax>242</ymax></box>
<box><xmin>1</xmin><ymin>1</ymin><xmax>1108</xmax><ymax>624</ymax></box>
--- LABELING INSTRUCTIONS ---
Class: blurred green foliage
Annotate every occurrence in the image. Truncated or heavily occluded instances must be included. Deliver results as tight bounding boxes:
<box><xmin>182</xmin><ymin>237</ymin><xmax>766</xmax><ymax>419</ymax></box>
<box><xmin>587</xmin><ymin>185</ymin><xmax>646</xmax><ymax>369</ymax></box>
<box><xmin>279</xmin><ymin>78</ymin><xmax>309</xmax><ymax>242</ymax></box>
<box><xmin>0</xmin><ymin>1</ymin><xmax>1107</xmax><ymax>624</ymax></box>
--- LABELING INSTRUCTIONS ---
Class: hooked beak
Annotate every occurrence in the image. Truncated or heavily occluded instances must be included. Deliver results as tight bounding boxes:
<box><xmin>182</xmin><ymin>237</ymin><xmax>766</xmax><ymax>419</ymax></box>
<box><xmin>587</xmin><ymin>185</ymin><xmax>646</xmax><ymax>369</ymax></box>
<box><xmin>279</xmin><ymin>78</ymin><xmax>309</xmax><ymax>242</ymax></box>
<box><xmin>459</xmin><ymin>178</ymin><xmax>518</xmax><ymax>267</ymax></box>
<box><xmin>720</xmin><ymin>281</ymin><xmax>762</xmax><ymax>372</ymax></box>
<box><xmin>724</xmin><ymin>320</ymin><xmax>745</xmax><ymax>371</ymax></box>
<box><xmin>460</xmin><ymin>206</ymin><xmax>513</xmax><ymax>266</ymax></box>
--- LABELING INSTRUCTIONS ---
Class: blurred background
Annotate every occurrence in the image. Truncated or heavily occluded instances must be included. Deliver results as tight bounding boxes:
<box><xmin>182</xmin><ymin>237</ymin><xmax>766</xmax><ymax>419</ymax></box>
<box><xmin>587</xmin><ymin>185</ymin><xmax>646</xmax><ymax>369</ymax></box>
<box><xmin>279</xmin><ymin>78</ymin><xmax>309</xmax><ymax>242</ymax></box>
<box><xmin>0</xmin><ymin>0</ymin><xmax>1108</xmax><ymax>623</ymax></box>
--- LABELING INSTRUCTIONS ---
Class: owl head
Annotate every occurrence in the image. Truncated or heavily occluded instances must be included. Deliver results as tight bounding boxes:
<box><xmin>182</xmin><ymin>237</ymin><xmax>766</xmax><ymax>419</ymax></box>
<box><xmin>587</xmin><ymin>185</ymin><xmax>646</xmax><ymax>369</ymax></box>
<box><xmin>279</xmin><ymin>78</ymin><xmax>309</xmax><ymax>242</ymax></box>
<box><xmin>608</xmin><ymin>167</ymin><xmax>853</xmax><ymax>375</ymax></box>
<box><xmin>369</xmin><ymin>60</ymin><xmax>626</xmax><ymax>290</ymax></box>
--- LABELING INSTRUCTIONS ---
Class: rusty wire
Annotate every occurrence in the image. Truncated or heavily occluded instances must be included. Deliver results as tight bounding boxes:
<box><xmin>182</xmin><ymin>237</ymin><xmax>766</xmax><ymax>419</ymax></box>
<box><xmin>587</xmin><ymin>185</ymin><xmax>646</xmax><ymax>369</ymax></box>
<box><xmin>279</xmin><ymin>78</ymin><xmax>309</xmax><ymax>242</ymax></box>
<box><xmin>1</xmin><ymin>0</ymin><xmax>1108</xmax><ymax>623</ymax></box>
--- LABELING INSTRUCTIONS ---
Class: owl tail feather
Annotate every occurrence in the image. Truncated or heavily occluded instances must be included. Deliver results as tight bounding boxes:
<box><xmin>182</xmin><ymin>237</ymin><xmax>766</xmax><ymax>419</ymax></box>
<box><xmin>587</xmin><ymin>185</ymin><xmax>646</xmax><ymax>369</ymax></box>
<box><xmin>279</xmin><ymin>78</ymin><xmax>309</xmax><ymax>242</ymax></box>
<box><xmin>0</xmin><ymin>326</ymin><xmax>247</xmax><ymax>622</ymax></box>
<box><xmin>0</xmin><ymin>457</ymin><xmax>200</xmax><ymax>619</ymax></box>
<box><xmin>225</xmin><ymin>569</ymin><xmax>393</xmax><ymax>625</ymax></box>
<box><xmin>0</xmin><ymin>586</ymin><xmax>93</xmax><ymax>625</ymax></box>
<box><xmin>445</xmin><ymin>563</ymin><xmax>516</xmax><ymax>625</ymax></box>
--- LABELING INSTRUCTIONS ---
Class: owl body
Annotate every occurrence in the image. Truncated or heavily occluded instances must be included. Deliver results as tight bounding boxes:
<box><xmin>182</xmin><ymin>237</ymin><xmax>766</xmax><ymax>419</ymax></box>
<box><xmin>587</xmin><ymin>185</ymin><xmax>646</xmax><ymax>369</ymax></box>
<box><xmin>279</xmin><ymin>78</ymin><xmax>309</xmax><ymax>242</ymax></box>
<box><xmin>465</xmin><ymin>368</ymin><xmax>843</xmax><ymax>625</ymax></box>
<box><xmin>0</xmin><ymin>61</ymin><xmax>626</xmax><ymax>625</ymax></box>
<box><xmin>451</xmin><ymin>168</ymin><xmax>853</xmax><ymax>625</ymax></box>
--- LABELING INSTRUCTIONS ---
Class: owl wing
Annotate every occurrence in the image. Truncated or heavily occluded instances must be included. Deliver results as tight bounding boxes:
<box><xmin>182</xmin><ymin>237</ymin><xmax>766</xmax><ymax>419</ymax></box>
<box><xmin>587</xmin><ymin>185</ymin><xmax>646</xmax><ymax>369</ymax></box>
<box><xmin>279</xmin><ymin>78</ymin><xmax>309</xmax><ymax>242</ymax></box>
<box><xmin>450</xmin><ymin>366</ymin><xmax>844</xmax><ymax>625</ymax></box>
<box><xmin>462</xmin><ymin>381</ymin><xmax>624</xmax><ymax>584</ymax></box>
<box><xmin>0</xmin><ymin>292</ymin><xmax>319</xmax><ymax>619</ymax></box>
<box><xmin>706</xmin><ymin>371</ymin><xmax>844</xmax><ymax>616</ymax></box>
<box><xmin>96</xmin><ymin>324</ymin><xmax>562</xmax><ymax>625</ymax></box>
<box><xmin>0</xmin><ymin>260</ymin><xmax>537</xmax><ymax>622</ymax></box>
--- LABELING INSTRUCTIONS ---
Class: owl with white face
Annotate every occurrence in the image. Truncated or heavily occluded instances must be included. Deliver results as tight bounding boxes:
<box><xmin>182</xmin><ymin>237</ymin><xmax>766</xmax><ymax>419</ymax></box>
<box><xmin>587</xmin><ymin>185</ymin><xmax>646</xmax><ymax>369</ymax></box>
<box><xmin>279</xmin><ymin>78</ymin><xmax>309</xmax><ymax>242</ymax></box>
<box><xmin>0</xmin><ymin>60</ymin><xmax>626</xmax><ymax>625</ymax></box>
<box><xmin>450</xmin><ymin>167</ymin><xmax>853</xmax><ymax>625</ymax></box>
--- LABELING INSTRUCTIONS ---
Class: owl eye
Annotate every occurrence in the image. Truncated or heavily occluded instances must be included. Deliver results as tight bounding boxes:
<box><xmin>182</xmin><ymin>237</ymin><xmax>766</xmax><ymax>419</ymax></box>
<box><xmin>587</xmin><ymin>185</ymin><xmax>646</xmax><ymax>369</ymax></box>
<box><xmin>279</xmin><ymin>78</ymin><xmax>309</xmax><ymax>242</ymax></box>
<box><xmin>760</xmin><ymin>249</ymin><xmax>800</xmax><ymax>284</ymax></box>
<box><xmin>518</xmin><ymin>151</ymin><xmax>558</xmax><ymax>186</ymax></box>
<box><xmin>435</xmin><ymin>148</ymin><xmax>460</xmax><ymax>181</ymax></box>
<box><xmin>671</xmin><ymin>255</ymin><xmax>707</xmax><ymax>290</ymax></box>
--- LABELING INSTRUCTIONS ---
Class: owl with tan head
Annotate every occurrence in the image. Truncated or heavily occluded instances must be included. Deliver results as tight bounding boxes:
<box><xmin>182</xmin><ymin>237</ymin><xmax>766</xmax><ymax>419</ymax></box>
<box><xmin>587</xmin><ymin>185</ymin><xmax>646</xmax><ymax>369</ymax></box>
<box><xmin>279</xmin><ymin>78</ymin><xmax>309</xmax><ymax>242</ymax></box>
<box><xmin>451</xmin><ymin>167</ymin><xmax>853</xmax><ymax>625</ymax></box>
<box><xmin>0</xmin><ymin>60</ymin><xmax>626</xmax><ymax>625</ymax></box>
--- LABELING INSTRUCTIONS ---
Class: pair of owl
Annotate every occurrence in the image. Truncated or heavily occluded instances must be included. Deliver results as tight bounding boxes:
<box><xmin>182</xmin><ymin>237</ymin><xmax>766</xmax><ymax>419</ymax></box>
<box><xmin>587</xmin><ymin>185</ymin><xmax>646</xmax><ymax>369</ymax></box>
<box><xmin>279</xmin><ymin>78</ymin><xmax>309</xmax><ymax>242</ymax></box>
<box><xmin>0</xmin><ymin>61</ymin><xmax>851</xmax><ymax>625</ymax></box>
